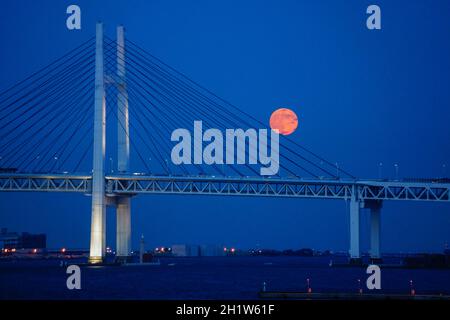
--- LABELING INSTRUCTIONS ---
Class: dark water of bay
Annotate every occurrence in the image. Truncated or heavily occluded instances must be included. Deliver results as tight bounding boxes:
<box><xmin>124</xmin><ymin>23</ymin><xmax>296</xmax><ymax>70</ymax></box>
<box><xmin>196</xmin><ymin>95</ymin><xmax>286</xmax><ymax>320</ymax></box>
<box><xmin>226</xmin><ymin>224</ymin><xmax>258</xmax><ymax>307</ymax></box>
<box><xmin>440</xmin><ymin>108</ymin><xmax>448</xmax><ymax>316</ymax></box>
<box><xmin>1</xmin><ymin>256</ymin><xmax>449</xmax><ymax>300</ymax></box>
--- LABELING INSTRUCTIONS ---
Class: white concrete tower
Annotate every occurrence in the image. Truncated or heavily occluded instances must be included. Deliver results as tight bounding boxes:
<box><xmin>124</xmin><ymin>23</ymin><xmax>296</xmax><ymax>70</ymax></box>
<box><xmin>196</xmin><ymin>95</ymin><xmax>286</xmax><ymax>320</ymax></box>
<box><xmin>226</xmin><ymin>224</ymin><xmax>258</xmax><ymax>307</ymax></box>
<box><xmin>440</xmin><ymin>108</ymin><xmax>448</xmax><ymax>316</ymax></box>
<box><xmin>89</xmin><ymin>22</ymin><xmax>107</xmax><ymax>264</ymax></box>
<box><xmin>348</xmin><ymin>185</ymin><xmax>361</xmax><ymax>264</ymax></box>
<box><xmin>369</xmin><ymin>200</ymin><xmax>382</xmax><ymax>262</ymax></box>
<box><xmin>115</xmin><ymin>25</ymin><xmax>132</xmax><ymax>261</ymax></box>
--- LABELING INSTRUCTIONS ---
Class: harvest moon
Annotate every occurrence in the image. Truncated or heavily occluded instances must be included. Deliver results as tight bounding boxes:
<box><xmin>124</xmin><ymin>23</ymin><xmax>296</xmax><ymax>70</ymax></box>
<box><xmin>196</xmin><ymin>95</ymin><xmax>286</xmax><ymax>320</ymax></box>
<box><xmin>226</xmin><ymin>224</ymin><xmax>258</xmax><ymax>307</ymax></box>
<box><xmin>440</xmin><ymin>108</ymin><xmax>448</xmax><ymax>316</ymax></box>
<box><xmin>269</xmin><ymin>108</ymin><xmax>298</xmax><ymax>135</ymax></box>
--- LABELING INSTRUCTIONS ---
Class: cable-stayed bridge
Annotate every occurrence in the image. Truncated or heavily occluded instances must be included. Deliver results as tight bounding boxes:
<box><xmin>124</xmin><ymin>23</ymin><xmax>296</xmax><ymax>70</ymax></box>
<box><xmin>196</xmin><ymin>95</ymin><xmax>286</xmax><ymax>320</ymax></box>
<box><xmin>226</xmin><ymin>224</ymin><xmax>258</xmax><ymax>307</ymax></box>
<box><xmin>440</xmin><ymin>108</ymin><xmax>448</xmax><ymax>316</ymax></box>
<box><xmin>0</xmin><ymin>23</ymin><xmax>449</xmax><ymax>264</ymax></box>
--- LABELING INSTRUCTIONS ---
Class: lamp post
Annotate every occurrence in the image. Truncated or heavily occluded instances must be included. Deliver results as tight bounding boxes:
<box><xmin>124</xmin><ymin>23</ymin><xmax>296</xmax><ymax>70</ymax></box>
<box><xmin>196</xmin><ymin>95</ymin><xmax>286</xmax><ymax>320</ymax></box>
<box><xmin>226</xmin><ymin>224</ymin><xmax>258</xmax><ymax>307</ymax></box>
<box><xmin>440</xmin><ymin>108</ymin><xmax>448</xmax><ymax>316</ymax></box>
<box><xmin>148</xmin><ymin>157</ymin><xmax>152</xmax><ymax>175</ymax></box>
<box><xmin>410</xmin><ymin>280</ymin><xmax>415</xmax><ymax>296</ymax></box>
<box><xmin>164</xmin><ymin>158</ymin><xmax>169</xmax><ymax>174</ymax></box>
<box><xmin>306</xmin><ymin>278</ymin><xmax>312</xmax><ymax>293</ymax></box>
<box><xmin>394</xmin><ymin>163</ymin><xmax>399</xmax><ymax>181</ymax></box>
<box><xmin>378</xmin><ymin>162</ymin><xmax>383</xmax><ymax>179</ymax></box>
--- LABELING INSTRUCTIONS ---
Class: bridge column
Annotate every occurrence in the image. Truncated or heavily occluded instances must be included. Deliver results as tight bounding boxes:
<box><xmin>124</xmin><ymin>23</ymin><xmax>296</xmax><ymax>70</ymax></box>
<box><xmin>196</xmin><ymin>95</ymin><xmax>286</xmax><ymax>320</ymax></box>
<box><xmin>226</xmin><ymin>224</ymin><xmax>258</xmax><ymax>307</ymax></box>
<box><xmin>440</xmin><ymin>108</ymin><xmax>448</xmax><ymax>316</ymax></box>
<box><xmin>116</xmin><ymin>196</ymin><xmax>131</xmax><ymax>260</ymax></box>
<box><xmin>368</xmin><ymin>200</ymin><xmax>382</xmax><ymax>263</ymax></box>
<box><xmin>89</xmin><ymin>22</ymin><xmax>106</xmax><ymax>264</ymax></box>
<box><xmin>349</xmin><ymin>187</ymin><xmax>362</xmax><ymax>264</ymax></box>
<box><xmin>115</xmin><ymin>25</ymin><xmax>132</xmax><ymax>262</ymax></box>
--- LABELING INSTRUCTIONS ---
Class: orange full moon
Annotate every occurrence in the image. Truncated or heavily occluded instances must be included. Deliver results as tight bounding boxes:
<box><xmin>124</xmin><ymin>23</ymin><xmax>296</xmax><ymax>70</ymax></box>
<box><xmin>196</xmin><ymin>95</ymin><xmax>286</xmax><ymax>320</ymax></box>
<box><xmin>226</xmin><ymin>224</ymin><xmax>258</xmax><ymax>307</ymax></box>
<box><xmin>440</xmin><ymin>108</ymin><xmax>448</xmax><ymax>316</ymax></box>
<box><xmin>269</xmin><ymin>108</ymin><xmax>298</xmax><ymax>135</ymax></box>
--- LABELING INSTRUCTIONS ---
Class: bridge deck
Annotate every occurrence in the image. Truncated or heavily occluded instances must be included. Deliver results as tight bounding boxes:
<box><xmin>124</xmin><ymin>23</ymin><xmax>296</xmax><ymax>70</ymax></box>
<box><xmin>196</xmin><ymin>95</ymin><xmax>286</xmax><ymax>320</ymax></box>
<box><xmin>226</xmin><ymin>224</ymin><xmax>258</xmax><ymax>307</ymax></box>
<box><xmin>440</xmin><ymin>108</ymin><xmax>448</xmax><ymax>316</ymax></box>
<box><xmin>0</xmin><ymin>173</ymin><xmax>448</xmax><ymax>202</ymax></box>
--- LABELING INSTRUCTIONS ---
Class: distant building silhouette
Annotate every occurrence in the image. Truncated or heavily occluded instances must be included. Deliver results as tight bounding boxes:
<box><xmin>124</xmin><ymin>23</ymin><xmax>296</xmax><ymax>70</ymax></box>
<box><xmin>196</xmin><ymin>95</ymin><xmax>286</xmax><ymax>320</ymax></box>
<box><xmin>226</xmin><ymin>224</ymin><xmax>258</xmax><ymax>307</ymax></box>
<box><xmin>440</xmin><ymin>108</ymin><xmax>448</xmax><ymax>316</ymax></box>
<box><xmin>0</xmin><ymin>228</ymin><xmax>46</xmax><ymax>249</ymax></box>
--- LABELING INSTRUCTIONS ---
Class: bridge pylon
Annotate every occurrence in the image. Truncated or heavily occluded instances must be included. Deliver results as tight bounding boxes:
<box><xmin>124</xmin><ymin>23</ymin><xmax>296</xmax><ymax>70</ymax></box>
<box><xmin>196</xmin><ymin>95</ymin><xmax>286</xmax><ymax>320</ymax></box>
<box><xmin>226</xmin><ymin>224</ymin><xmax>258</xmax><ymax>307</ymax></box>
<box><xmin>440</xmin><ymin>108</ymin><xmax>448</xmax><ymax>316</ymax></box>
<box><xmin>115</xmin><ymin>25</ymin><xmax>132</xmax><ymax>262</ymax></box>
<box><xmin>89</xmin><ymin>22</ymin><xmax>107</xmax><ymax>264</ymax></box>
<box><xmin>88</xmin><ymin>23</ymin><xmax>132</xmax><ymax>264</ymax></box>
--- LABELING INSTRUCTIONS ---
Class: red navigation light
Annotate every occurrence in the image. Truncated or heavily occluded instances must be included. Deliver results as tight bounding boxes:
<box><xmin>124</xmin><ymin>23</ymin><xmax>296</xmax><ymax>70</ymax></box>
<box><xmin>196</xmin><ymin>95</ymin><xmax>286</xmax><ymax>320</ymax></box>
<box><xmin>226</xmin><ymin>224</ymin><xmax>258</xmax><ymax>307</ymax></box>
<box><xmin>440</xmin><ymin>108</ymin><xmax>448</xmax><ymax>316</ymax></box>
<box><xmin>32</xmin><ymin>249</ymin><xmax>37</xmax><ymax>254</ymax></box>
<box><xmin>61</xmin><ymin>248</ymin><xmax>66</xmax><ymax>253</ymax></box>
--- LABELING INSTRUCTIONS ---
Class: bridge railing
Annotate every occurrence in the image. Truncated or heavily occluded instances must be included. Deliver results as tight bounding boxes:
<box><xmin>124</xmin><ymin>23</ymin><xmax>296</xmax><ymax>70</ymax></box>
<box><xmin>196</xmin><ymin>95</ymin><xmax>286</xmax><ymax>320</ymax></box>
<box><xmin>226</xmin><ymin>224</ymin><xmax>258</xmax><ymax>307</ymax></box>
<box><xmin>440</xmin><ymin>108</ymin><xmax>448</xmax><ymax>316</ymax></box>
<box><xmin>1</xmin><ymin>173</ymin><xmax>449</xmax><ymax>202</ymax></box>
<box><xmin>0</xmin><ymin>174</ymin><xmax>91</xmax><ymax>193</ymax></box>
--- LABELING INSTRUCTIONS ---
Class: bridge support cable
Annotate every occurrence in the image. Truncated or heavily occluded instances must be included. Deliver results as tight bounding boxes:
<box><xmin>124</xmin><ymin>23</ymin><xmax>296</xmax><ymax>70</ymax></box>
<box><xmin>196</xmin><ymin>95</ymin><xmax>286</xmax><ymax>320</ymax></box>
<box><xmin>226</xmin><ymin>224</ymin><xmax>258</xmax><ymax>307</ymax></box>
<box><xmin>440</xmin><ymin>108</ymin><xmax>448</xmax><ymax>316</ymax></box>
<box><xmin>121</xmin><ymin>55</ymin><xmax>316</xmax><ymax>178</ymax></box>
<box><xmin>45</xmin><ymin>89</ymin><xmax>96</xmax><ymax>173</ymax></box>
<box><xmin>105</xmin><ymin>50</ymin><xmax>240</xmax><ymax>177</ymax></box>
<box><xmin>109</xmin><ymin>45</ymin><xmax>276</xmax><ymax>177</ymax></box>
<box><xmin>20</xmin><ymin>68</ymin><xmax>96</xmax><ymax>171</ymax></box>
<box><xmin>104</xmin><ymin>45</ymin><xmax>176</xmax><ymax>175</ymax></box>
<box><xmin>125</xmin><ymin>39</ymin><xmax>354</xmax><ymax>179</ymax></box>
<box><xmin>105</xmin><ymin>43</ymin><xmax>212</xmax><ymax>176</ymax></box>
<box><xmin>105</xmin><ymin>91</ymin><xmax>153</xmax><ymax>174</ymax></box>
<box><xmin>0</xmin><ymin>37</ymin><xmax>95</xmax><ymax>110</ymax></box>
<box><xmin>0</xmin><ymin>54</ymin><xmax>96</xmax><ymax>172</ymax></box>
<box><xmin>114</xmin><ymin>87</ymin><xmax>192</xmax><ymax>175</ymax></box>
<box><xmin>122</xmin><ymin>39</ymin><xmax>346</xmax><ymax>179</ymax></box>
<box><xmin>0</xmin><ymin>52</ymin><xmax>95</xmax><ymax>143</ymax></box>
<box><xmin>1</xmin><ymin>68</ymin><xmax>95</xmax><ymax>169</ymax></box>
<box><xmin>107</xmin><ymin>40</ymin><xmax>294</xmax><ymax>178</ymax></box>
<box><xmin>105</xmin><ymin>42</ymin><xmax>206</xmax><ymax>174</ymax></box>
<box><xmin>112</xmin><ymin>41</ymin><xmax>287</xmax><ymax>178</ymax></box>
<box><xmin>122</xmin><ymin>52</ymin><xmax>328</xmax><ymax>178</ymax></box>
<box><xmin>105</xmin><ymin>48</ymin><xmax>164</xmax><ymax>172</ymax></box>
<box><xmin>0</xmin><ymin>47</ymin><xmax>95</xmax><ymax>126</ymax></box>
<box><xmin>104</xmin><ymin>63</ymin><xmax>171</xmax><ymax>173</ymax></box>
<box><xmin>2</xmin><ymin>25</ymin><xmax>450</xmax><ymax>269</ymax></box>
<box><xmin>72</xmin><ymin>103</ymin><xmax>116</xmax><ymax>173</ymax></box>
<box><xmin>107</xmin><ymin>40</ymin><xmax>270</xmax><ymax>177</ymax></box>
<box><xmin>38</xmin><ymin>90</ymin><xmax>95</xmax><ymax>173</ymax></box>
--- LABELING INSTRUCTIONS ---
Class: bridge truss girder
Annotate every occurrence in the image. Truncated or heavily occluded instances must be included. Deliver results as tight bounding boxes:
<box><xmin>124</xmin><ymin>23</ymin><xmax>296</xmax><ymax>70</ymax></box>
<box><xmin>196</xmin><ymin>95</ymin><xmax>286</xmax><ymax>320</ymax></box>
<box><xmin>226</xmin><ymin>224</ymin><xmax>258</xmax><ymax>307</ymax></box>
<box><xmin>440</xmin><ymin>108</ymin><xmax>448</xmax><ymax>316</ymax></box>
<box><xmin>2</xmin><ymin>174</ymin><xmax>447</xmax><ymax>202</ymax></box>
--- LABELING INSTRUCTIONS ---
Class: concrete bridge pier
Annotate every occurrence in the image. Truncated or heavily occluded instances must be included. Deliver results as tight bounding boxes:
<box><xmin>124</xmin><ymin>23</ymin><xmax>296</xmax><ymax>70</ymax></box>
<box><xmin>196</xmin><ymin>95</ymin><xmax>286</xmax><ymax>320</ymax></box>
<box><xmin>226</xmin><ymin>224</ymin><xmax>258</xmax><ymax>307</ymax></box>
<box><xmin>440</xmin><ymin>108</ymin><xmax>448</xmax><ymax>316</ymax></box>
<box><xmin>366</xmin><ymin>200</ymin><xmax>383</xmax><ymax>263</ymax></box>
<box><xmin>116</xmin><ymin>196</ymin><xmax>131</xmax><ymax>262</ymax></box>
<box><xmin>348</xmin><ymin>195</ymin><xmax>383</xmax><ymax>265</ymax></box>
<box><xmin>348</xmin><ymin>189</ymin><xmax>362</xmax><ymax>265</ymax></box>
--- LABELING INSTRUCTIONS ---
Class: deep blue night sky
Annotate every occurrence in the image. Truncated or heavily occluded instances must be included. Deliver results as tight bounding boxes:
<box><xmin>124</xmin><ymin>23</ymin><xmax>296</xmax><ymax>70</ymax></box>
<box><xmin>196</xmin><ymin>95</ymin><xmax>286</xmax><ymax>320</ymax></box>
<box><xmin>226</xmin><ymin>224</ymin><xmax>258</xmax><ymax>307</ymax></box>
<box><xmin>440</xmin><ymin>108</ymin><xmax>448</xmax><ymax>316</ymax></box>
<box><xmin>0</xmin><ymin>0</ymin><xmax>449</xmax><ymax>253</ymax></box>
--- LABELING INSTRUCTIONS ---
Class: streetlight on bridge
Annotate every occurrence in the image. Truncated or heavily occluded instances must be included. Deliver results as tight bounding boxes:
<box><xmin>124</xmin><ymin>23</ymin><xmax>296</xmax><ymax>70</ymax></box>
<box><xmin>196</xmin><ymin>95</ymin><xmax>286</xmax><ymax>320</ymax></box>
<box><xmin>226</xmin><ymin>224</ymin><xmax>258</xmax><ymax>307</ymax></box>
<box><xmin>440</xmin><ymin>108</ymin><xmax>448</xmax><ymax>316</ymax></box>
<box><xmin>394</xmin><ymin>163</ymin><xmax>399</xmax><ymax>181</ymax></box>
<box><xmin>54</xmin><ymin>156</ymin><xmax>59</xmax><ymax>172</ymax></box>
<box><xmin>378</xmin><ymin>162</ymin><xmax>383</xmax><ymax>179</ymax></box>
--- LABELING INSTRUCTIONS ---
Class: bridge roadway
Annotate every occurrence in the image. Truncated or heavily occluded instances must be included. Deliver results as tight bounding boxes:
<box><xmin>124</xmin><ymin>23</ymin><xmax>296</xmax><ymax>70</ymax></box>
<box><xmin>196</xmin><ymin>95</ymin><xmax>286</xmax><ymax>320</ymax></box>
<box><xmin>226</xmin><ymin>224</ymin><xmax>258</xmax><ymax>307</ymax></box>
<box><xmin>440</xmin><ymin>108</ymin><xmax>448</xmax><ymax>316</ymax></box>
<box><xmin>0</xmin><ymin>173</ymin><xmax>449</xmax><ymax>202</ymax></box>
<box><xmin>1</xmin><ymin>172</ymin><xmax>449</xmax><ymax>263</ymax></box>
